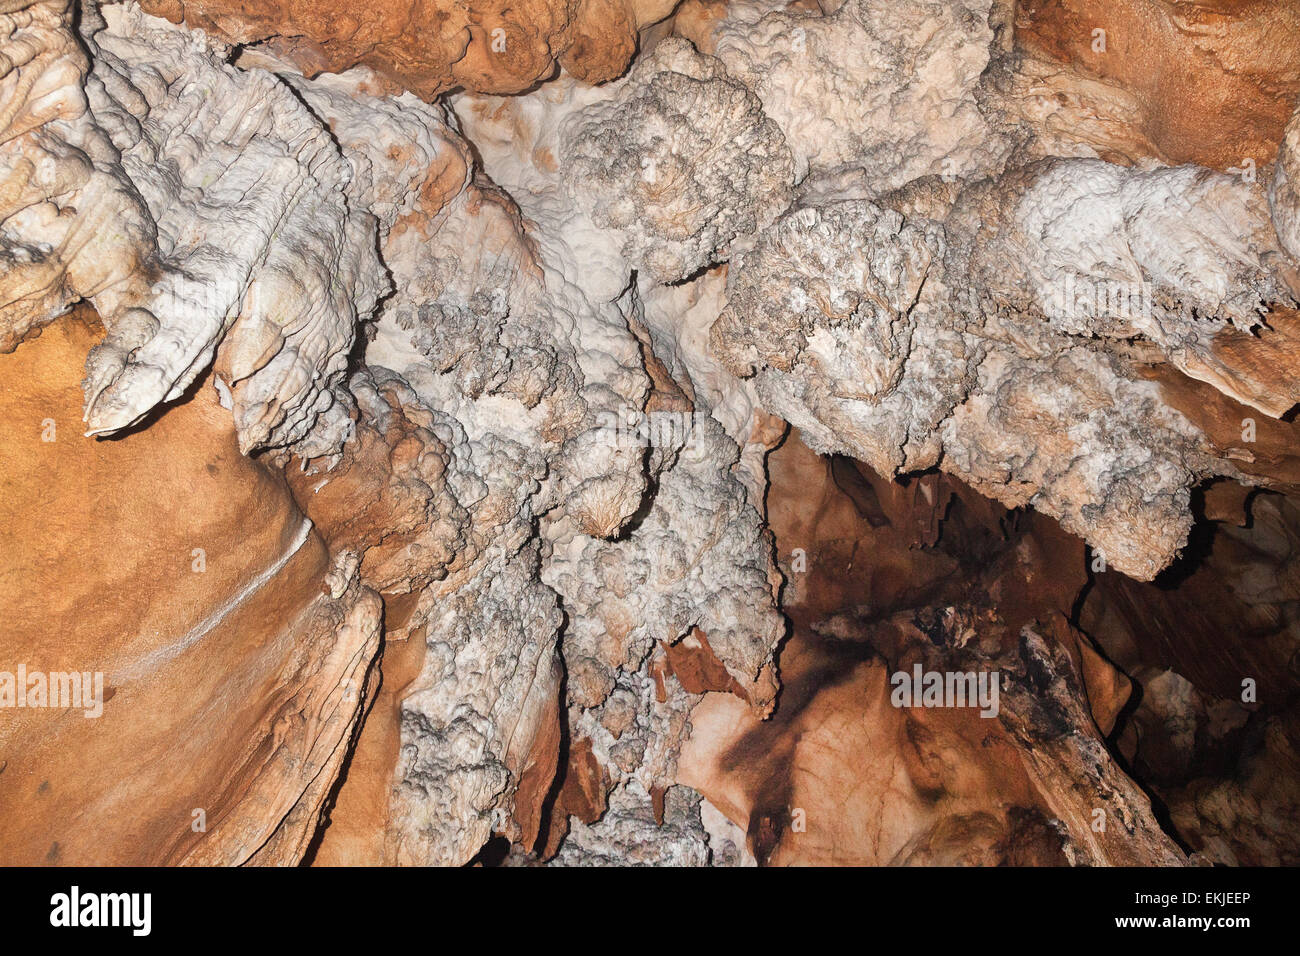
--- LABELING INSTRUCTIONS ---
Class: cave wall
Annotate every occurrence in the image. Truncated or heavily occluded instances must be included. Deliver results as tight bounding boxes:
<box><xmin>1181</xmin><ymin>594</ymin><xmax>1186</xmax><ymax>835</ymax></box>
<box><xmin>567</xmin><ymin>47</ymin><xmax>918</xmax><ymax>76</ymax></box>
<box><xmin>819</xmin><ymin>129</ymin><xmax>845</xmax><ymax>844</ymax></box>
<box><xmin>2</xmin><ymin>0</ymin><xmax>1298</xmax><ymax>865</ymax></box>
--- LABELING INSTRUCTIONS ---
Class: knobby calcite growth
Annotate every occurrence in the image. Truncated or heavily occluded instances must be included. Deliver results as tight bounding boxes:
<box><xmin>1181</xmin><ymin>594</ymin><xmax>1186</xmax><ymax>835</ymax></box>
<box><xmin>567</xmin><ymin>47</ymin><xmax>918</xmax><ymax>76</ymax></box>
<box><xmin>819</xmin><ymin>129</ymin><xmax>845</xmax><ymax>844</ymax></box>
<box><xmin>560</xmin><ymin>39</ymin><xmax>793</xmax><ymax>283</ymax></box>
<box><xmin>701</xmin><ymin>0</ymin><xmax>1015</xmax><ymax>186</ymax></box>
<box><xmin>708</xmin><ymin>167</ymin><xmax>1292</xmax><ymax>579</ymax></box>
<box><xmin>3</xmin><ymin>0</ymin><xmax>1300</xmax><ymax>867</ymax></box>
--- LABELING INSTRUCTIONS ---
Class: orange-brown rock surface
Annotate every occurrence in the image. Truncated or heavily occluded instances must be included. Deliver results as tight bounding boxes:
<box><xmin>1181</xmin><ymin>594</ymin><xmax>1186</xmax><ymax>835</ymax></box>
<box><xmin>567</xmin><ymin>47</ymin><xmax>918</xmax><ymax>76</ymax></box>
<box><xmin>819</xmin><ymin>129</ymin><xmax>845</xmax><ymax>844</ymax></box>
<box><xmin>141</xmin><ymin>0</ymin><xmax>680</xmax><ymax>97</ymax></box>
<box><xmin>1014</xmin><ymin>0</ymin><xmax>1300</xmax><ymax>169</ymax></box>
<box><xmin>0</xmin><ymin>312</ymin><xmax>381</xmax><ymax>865</ymax></box>
<box><xmin>677</xmin><ymin>433</ymin><xmax>1182</xmax><ymax>865</ymax></box>
<box><xmin>674</xmin><ymin>423</ymin><xmax>1300</xmax><ymax>865</ymax></box>
<box><xmin>1079</xmin><ymin>482</ymin><xmax>1300</xmax><ymax>864</ymax></box>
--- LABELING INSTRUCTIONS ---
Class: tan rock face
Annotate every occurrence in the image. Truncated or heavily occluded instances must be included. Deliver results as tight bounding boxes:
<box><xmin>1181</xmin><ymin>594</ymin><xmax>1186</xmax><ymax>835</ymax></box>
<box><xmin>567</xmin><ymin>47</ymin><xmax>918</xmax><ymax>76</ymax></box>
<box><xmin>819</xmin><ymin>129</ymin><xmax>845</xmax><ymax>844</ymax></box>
<box><xmin>139</xmin><ymin>0</ymin><xmax>680</xmax><ymax>97</ymax></box>
<box><xmin>1015</xmin><ymin>0</ymin><xmax>1300</xmax><ymax>169</ymax></box>
<box><xmin>0</xmin><ymin>313</ymin><xmax>380</xmax><ymax>865</ymax></box>
<box><xmin>306</xmin><ymin>612</ymin><xmax>427</xmax><ymax>866</ymax></box>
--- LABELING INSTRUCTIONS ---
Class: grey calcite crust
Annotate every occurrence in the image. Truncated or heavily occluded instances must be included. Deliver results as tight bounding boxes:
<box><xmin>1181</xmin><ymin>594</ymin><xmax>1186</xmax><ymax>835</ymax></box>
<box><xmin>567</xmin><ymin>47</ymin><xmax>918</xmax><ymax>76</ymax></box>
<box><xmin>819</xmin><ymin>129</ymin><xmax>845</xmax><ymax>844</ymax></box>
<box><xmin>711</xmin><ymin>198</ymin><xmax>969</xmax><ymax>477</ymax></box>
<box><xmin>548</xmin><ymin>782</ymin><xmax>712</xmax><ymax>867</ymax></box>
<box><xmin>286</xmin><ymin>31</ymin><xmax>787</xmax><ymax>858</ymax></box>
<box><xmin>708</xmin><ymin>154</ymin><xmax>1294</xmax><ymax>579</ymax></box>
<box><xmin>940</xmin><ymin>346</ymin><xmax>1225</xmax><ymax>580</ymax></box>
<box><xmin>544</xmin><ymin>410</ymin><xmax>784</xmax><ymax>710</ymax></box>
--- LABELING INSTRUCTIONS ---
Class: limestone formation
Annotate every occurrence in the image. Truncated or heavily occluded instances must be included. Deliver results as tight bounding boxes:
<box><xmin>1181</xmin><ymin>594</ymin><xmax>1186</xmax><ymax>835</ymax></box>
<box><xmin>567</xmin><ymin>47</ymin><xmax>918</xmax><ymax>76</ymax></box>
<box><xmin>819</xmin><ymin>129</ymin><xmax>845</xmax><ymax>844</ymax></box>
<box><xmin>3</xmin><ymin>0</ymin><xmax>1300</xmax><ymax>870</ymax></box>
